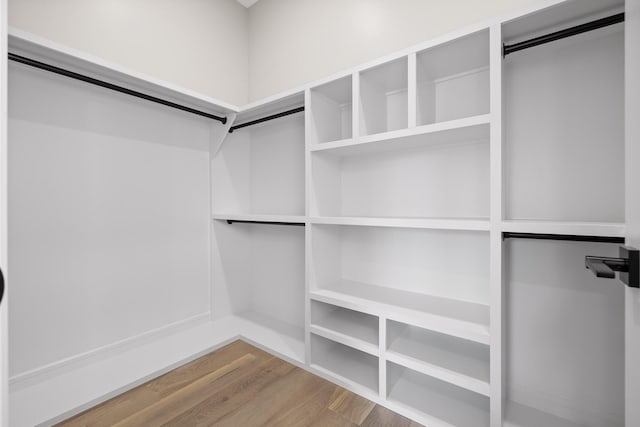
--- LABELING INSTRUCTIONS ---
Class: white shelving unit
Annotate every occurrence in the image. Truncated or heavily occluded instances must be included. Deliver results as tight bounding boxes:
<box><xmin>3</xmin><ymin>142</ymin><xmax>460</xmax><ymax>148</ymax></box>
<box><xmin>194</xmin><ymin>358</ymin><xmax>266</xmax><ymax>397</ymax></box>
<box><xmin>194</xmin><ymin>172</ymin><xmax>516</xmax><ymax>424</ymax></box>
<box><xmin>310</xmin><ymin>300</ymin><xmax>379</xmax><ymax>355</ymax></box>
<box><xmin>386</xmin><ymin>320</ymin><xmax>490</xmax><ymax>396</ymax></box>
<box><xmin>8</xmin><ymin>1</ymin><xmax>632</xmax><ymax>426</ymax></box>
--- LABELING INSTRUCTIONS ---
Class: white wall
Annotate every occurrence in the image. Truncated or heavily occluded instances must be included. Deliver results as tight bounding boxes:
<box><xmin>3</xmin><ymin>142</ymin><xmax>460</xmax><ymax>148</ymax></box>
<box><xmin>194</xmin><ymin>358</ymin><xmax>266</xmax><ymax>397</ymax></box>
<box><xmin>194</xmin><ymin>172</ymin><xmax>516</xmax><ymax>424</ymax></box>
<box><xmin>8</xmin><ymin>0</ymin><xmax>549</xmax><ymax>104</ymax></box>
<box><xmin>8</xmin><ymin>61</ymin><xmax>213</xmax><ymax>377</ymax></box>
<box><xmin>248</xmin><ymin>0</ymin><xmax>542</xmax><ymax>101</ymax></box>
<box><xmin>8</xmin><ymin>0</ymin><xmax>249</xmax><ymax>106</ymax></box>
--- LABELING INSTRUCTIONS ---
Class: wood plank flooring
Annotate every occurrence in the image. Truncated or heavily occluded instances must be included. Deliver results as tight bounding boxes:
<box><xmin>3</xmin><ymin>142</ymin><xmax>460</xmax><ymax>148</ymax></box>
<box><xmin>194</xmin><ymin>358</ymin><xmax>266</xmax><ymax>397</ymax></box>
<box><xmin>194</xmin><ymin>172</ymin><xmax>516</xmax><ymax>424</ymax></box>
<box><xmin>56</xmin><ymin>340</ymin><xmax>423</xmax><ymax>427</ymax></box>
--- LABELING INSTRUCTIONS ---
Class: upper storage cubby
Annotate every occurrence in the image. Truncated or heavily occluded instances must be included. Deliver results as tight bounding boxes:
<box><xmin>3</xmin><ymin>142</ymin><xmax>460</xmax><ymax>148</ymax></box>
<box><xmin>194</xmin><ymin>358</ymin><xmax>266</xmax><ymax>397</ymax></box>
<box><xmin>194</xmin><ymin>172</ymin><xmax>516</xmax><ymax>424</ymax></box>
<box><xmin>502</xmin><ymin>3</ymin><xmax>624</xmax><ymax>224</ymax></box>
<box><xmin>417</xmin><ymin>29</ymin><xmax>490</xmax><ymax>126</ymax></box>
<box><xmin>309</xmin><ymin>76</ymin><xmax>353</xmax><ymax>144</ymax></box>
<box><xmin>359</xmin><ymin>57</ymin><xmax>408</xmax><ymax>136</ymax></box>
<box><xmin>212</xmin><ymin>105</ymin><xmax>305</xmax><ymax>216</ymax></box>
<box><xmin>310</xmin><ymin>123</ymin><xmax>490</xmax><ymax>219</ymax></box>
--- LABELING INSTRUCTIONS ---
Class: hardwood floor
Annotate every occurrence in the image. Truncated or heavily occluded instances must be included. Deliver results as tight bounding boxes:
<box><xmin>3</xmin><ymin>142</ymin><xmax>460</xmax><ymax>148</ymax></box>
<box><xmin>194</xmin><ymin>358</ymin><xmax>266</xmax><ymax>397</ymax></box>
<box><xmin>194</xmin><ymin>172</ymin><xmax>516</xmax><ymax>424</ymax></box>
<box><xmin>56</xmin><ymin>340</ymin><xmax>423</xmax><ymax>427</ymax></box>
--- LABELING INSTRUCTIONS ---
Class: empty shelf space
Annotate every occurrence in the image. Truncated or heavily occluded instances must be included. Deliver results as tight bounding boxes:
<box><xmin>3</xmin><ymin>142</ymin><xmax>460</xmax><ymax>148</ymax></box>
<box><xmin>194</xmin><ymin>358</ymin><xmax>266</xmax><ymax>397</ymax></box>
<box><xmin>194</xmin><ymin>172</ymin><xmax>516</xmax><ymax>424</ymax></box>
<box><xmin>310</xmin><ymin>300</ymin><xmax>379</xmax><ymax>355</ymax></box>
<box><xmin>310</xmin><ymin>127</ymin><xmax>489</xmax><ymax>219</ymax></box>
<box><xmin>387</xmin><ymin>362</ymin><xmax>489</xmax><ymax>427</ymax></box>
<box><xmin>417</xmin><ymin>30</ymin><xmax>490</xmax><ymax>126</ymax></box>
<box><xmin>359</xmin><ymin>57</ymin><xmax>408</xmax><ymax>136</ymax></box>
<box><xmin>310</xmin><ymin>334</ymin><xmax>379</xmax><ymax>394</ymax></box>
<box><xmin>386</xmin><ymin>320</ymin><xmax>489</xmax><ymax>396</ymax></box>
<box><xmin>309</xmin><ymin>76</ymin><xmax>353</xmax><ymax>144</ymax></box>
<box><xmin>311</xmin><ymin>280</ymin><xmax>489</xmax><ymax>344</ymax></box>
<box><xmin>504</xmin><ymin>401</ymin><xmax>609</xmax><ymax>427</ymax></box>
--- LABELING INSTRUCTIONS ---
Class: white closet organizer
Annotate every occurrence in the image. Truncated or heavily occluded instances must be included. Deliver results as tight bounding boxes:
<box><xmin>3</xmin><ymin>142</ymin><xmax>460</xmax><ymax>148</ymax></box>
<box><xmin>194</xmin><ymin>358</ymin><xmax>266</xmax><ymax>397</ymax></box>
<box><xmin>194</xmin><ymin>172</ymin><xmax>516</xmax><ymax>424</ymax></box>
<box><xmin>6</xmin><ymin>1</ymin><xmax>631</xmax><ymax>426</ymax></box>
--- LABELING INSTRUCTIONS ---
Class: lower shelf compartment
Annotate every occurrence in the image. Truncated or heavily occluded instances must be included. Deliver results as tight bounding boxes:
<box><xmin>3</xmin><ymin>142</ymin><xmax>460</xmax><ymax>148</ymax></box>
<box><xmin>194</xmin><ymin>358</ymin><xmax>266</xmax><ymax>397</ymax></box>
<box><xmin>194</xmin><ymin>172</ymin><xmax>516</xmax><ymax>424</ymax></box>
<box><xmin>504</xmin><ymin>401</ymin><xmax>616</xmax><ymax>427</ymax></box>
<box><xmin>386</xmin><ymin>320</ymin><xmax>489</xmax><ymax>396</ymax></box>
<box><xmin>310</xmin><ymin>333</ymin><xmax>379</xmax><ymax>394</ymax></box>
<box><xmin>387</xmin><ymin>362</ymin><xmax>489</xmax><ymax>427</ymax></box>
<box><xmin>311</xmin><ymin>279</ymin><xmax>489</xmax><ymax>344</ymax></box>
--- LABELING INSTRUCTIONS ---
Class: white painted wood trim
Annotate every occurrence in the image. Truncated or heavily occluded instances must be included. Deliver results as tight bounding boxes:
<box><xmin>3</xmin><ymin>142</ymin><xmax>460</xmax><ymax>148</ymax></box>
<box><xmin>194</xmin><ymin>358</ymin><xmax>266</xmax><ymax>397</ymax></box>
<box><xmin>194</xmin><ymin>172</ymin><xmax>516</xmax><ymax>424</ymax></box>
<box><xmin>352</xmin><ymin>72</ymin><xmax>360</xmax><ymax>138</ymax></box>
<box><xmin>9</xmin><ymin>312</ymin><xmax>211</xmax><ymax>389</ymax></box>
<box><xmin>309</xmin><ymin>114</ymin><xmax>490</xmax><ymax>153</ymax></box>
<box><xmin>407</xmin><ymin>53</ymin><xmax>417</xmax><ymax>129</ymax></box>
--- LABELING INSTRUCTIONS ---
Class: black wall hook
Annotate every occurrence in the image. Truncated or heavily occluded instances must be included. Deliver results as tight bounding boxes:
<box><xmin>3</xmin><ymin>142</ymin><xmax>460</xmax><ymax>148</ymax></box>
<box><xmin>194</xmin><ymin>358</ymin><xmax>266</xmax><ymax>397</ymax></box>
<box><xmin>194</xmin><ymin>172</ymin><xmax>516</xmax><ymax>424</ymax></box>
<box><xmin>585</xmin><ymin>246</ymin><xmax>639</xmax><ymax>288</ymax></box>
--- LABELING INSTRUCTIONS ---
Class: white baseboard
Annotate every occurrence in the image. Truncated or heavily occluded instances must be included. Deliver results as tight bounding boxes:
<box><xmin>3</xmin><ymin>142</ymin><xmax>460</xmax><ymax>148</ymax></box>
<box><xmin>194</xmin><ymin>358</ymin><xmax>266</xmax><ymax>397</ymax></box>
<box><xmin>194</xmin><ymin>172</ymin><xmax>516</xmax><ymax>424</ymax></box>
<box><xmin>10</xmin><ymin>312</ymin><xmax>211</xmax><ymax>391</ymax></box>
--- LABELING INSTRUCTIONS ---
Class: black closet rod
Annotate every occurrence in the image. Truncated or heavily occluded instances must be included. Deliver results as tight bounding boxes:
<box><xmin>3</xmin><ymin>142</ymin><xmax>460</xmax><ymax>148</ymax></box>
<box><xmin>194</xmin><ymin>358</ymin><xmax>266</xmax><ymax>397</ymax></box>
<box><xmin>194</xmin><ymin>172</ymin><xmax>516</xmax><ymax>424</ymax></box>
<box><xmin>226</xmin><ymin>219</ymin><xmax>305</xmax><ymax>226</ymax></box>
<box><xmin>503</xmin><ymin>12</ymin><xmax>624</xmax><ymax>56</ymax></box>
<box><xmin>229</xmin><ymin>106</ymin><xmax>305</xmax><ymax>133</ymax></box>
<box><xmin>8</xmin><ymin>53</ymin><xmax>228</xmax><ymax>124</ymax></box>
<box><xmin>503</xmin><ymin>232</ymin><xmax>624</xmax><ymax>244</ymax></box>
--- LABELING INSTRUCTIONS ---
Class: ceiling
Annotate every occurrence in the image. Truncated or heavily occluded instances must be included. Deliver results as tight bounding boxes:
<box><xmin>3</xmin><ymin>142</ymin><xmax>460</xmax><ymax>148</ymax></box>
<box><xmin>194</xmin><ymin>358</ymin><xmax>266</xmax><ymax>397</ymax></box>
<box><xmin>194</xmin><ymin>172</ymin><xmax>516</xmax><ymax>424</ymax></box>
<box><xmin>236</xmin><ymin>0</ymin><xmax>260</xmax><ymax>8</ymax></box>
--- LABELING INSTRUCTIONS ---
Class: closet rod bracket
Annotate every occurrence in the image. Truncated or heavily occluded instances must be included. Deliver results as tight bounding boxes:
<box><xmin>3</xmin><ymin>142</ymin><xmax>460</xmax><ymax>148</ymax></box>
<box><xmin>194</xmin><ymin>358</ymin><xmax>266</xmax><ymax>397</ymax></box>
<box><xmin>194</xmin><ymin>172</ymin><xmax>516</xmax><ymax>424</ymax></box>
<box><xmin>585</xmin><ymin>246</ymin><xmax>639</xmax><ymax>288</ymax></box>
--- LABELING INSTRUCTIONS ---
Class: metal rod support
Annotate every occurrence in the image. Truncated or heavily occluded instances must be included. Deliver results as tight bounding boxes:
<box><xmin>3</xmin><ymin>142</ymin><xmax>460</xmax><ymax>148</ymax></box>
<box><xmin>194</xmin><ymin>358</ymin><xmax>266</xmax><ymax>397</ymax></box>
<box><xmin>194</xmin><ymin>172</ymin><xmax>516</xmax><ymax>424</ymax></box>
<box><xmin>503</xmin><ymin>232</ymin><xmax>624</xmax><ymax>244</ymax></box>
<box><xmin>229</xmin><ymin>106</ymin><xmax>305</xmax><ymax>133</ymax></box>
<box><xmin>225</xmin><ymin>220</ymin><xmax>305</xmax><ymax>227</ymax></box>
<box><xmin>8</xmin><ymin>53</ymin><xmax>227</xmax><ymax>124</ymax></box>
<box><xmin>503</xmin><ymin>13</ymin><xmax>624</xmax><ymax>56</ymax></box>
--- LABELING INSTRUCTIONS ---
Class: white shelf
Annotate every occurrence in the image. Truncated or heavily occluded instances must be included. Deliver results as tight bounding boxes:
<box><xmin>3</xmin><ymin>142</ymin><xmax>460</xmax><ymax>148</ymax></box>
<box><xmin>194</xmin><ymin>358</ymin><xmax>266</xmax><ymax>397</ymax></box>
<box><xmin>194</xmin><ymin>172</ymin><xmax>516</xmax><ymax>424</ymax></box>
<box><xmin>310</xmin><ymin>300</ymin><xmax>379</xmax><ymax>355</ymax></box>
<box><xmin>501</xmin><ymin>220</ymin><xmax>625</xmax><ymax>238</ymax></box>
<box><xmin>310</xmin><ymin>216</ymin><xmax>489</xmax><ymax>231</ymax></box>
<box><xmin>212</xmin><ymin>213</ymin><xmax>306</xmax><ymax>224</ymax></box>
<box><xmin>386</xmin><ymin>321</ymin><xmax>489</xmax><ymax>396</ymax></box>
<box><xmin>310</xmin><ymin>114</ymin><xmax>489</xmax><ymax>156</ymax></box>
<box><xmin>311</xmin><ymin>334</ymin><xmax>379</xmax><ymax>394</ymax></box>
<box><xmin>311</xmin><ymin>280</ymin><xmax>489</xmax><ymax>345</ymax></box>
<box><xmin>387</xmin><ymin>362</ymin><xmax>489</xmax><ymax>427</ymax></box>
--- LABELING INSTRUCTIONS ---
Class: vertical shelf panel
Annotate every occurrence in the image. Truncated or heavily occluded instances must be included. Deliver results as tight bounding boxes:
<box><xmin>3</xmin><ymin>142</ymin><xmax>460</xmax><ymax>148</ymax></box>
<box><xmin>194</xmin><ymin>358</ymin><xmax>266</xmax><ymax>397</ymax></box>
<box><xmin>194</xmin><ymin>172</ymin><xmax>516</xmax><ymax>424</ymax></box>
<box><xmin>311</xmin><ymin>334</ymin><xmax>379</xmax><ymax>394</ymax></box>
<box><xmin>386</xmin><ymin>320</ymin><xmax>490</xmax><ymax>395</ymax></box>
